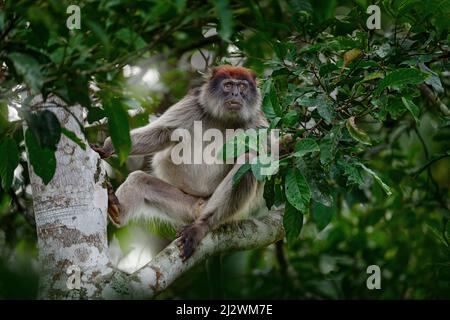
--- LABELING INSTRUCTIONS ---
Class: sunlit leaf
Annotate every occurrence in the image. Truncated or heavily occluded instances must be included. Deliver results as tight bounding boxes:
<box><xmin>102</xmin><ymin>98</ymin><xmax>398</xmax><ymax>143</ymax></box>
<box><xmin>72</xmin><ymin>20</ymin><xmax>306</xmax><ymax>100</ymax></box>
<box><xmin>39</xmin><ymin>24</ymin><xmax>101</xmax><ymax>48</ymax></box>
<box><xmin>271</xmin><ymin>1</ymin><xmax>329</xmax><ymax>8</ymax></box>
<box><xmin>346</xmin><ymin>117</ymin><xmax>371</xmax><ymax>145</ymax></box>
<box><xmin>359</xmin><ymin>163</ymin><xmax>393</xmax><ymax>196</ymax></box>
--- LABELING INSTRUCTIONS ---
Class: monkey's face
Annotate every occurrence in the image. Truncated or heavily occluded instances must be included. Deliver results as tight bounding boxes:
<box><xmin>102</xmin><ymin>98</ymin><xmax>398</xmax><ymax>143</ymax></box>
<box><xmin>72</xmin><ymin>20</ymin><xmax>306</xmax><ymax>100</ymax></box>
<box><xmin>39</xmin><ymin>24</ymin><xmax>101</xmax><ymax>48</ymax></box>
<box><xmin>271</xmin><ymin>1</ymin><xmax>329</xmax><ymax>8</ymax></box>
<box><xmin>200</xmin><ymin>66</ymin><xmax>261</xmax><ymax>123</ymax></box>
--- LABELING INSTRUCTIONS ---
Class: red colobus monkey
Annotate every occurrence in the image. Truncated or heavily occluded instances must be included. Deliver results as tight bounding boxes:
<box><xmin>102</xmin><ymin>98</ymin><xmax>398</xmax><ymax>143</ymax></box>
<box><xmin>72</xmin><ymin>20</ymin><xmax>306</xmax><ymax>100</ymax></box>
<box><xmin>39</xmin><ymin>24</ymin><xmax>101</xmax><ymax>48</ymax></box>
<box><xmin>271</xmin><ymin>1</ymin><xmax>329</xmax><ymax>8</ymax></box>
<box><xmin>94</xmin><ymin>65</ymin><xmax>270</xmax><ymax>260</ymax></box>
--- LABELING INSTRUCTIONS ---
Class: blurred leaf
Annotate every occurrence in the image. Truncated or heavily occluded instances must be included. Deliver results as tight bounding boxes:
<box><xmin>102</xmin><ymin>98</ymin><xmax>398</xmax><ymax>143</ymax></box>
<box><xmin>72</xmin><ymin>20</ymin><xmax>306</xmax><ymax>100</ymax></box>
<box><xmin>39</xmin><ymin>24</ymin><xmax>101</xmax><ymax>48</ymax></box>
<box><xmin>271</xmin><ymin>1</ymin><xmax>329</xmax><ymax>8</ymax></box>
<box><xmin>401</xmin><ymin>97</ymin><xmax>420</xmax><ymax>124</ymax></box>
<box><xmin>343</xmin><ymin>48</ymin><xmax>362</xmax><ymax>68</ymax></box>
<box><xmin>25</xmin><ymin>129</ymin><xmax>56</xmax><ymax>185</ymax></box>
<box><xmin>214</xmin><ymin>0</ymin><xmax>234</xmax><ymax>41</ymax></box>
<box><xmin>312</xmin><ymin>201</ymin><xmax>333</xmax><ymax>231</ymax></box>
<box><xmin>8</xmin><ymin>52</ymin><xmax>44</xmax><ymax>92</ymax></box>
<box><xmin>61</xmin><ymin>128</ymin><xmax>86</xmax><ymax>150</ymax></box>
<box><xmin>104</xmin><ymin>98</ymin><xmax>131</xmax><ymax>165</ymax></box>
<box><xmin>232</xmin><ymin>163</ymin><xmax>251</xmax><ymax>188</ymax></box>
<box><xmin>115</xmin><ymin>28</ymin><xmax>146</xmax><ymax>49</ymax></box>
<box><xmin>0</xmin><ymin>138</ymin><xmax>19</xmax><ymax>189</ymax></box>
<box><xmin>283</xmin><ymin>202</ymin><xmax>303</xmax><ymax>246</ymax></box>
<box><xmin>0</xmin><ymin>101</ymin><xmax>8</xmax><ymax>135</ymax></box>
<box><xmin>359</xmin><ymin>163</ymin><xmax>392</xmax><ymax>196</ymax></box>
<box><xmin>25</xmin><ymin>110</ymin><xmax>62</xmax><ymax>151</ymax></box>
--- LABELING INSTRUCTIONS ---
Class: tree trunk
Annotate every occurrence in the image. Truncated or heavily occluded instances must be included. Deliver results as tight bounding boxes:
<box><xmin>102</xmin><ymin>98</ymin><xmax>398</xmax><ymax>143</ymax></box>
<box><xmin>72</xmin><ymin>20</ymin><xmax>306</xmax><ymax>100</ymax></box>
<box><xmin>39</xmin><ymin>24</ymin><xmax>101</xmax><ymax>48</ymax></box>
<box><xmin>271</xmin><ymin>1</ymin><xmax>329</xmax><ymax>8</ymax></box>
<box><xmin>24</xmin><ymin>95</ymin><xmax>284</xmax><ymax>300</ymax></box>
<box><xmin>26</xmin><ymin>95</ymin><xmax>112</xmax><ymax>299</ymax></box>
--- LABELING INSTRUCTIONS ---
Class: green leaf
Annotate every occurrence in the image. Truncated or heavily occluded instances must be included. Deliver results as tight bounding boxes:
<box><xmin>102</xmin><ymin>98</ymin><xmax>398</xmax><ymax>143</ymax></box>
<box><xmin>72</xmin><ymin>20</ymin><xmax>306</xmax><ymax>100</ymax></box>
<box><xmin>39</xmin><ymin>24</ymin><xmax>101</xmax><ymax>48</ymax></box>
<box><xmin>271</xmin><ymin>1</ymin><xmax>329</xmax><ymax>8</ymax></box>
<box><xmin>175</xmin><ymin>0</ymin><xmax>187</xmax><ymax>13</ymax></box>
<box><xmin>285</xmin><ymin>167</ymin><xmax>311</xmax><ymax>213</ymax></box>
<box><xmin>261</xmin><ymin>80</ymin><xmax>278</xmax><ymax>120</ymax></box>
<box><xmin>61</xmin><ymin>128</ymin><xmax>86</xmax><ymax>150</ymax></box>
<box><xmin>25</xmin><ymin>110</ymin><xmax>62</xmax><ymax>150</ymax></box>
<box><xmin>115</xmin><ymin>28</ymin><xmax>146</xmax><ymax>49</ymax></box>
<box><xmin>268</xmin><ymin>82</ymin><xmax>282</xmax><ymax>117</ymax></box>
<box><xmin>338</xmin><ymin>158</ymin><xmax>364</xmax><ymax>186</ymax></box>
<box><xmin>359</xmin><ymin>163</ymin><xmax>393</xmax><ymax>196</ymax></box>
<box><xmin>346</xmin><ymin>117</ymin><xmax>371</xmax><ymax>145</ymax></box>
<box><xmin>0</xmin><ymin>101</ymin><xmax>8</xmax><ymax>135</ymax></box>
<box><xmin>232</xmin><ymin>163</ymin><xmax>251</xmax><ymax>188</ymax></box>
<box><xmin>8</xmin><ymin>52</ymin><xmax>44</xmax><ymax>92</ymax></box>
<box><xmin>312</xmin><ymin>201</ymin><xmax>333</xmax><ymax>231</ymax></box>
<box><xmin>214</xmin><ymin>0</ymin><xmax>234</xmax><ymax>41</ymax></box>
<box><xmin>218</xmin><ymin>131</ymin><xmax>247</xmax><ymax>160</ymax></box>
<box><xmin>374</xmin><ymin>68</ymin><xmax>429</xmax><ymax>95</ymax></box>
<box><xmin>401</xmin><ymin>97</ymin><xmax>420</xmax><ymax>124</ymax></box>
<box><xmin>282</xmin><ymin>110</ymin><xmax>299</xmax><ymax>126</ymax></box>
<box><xmin>0</xmin><ymin>138</ymin><xmax>20</xmax><ymax>189</ymax></box>
<box><xmin>251</xmin><ymin>155</ymin><xmax>277</xmax><ymax>181</ymax></box>
<box><xmin>293</xmin><ymin>138</ymin><xmax>320</xmax><ymax>158</ymax></box>
<box><xmin>25</xmin><ymin>129</ymin><xmax>56</xmax><ymax>185</ymax></box>
<box><xmin>283</xmin><ymin>202</ymin><xmax>303</xmax><ymax>246</ymax></box>
<box><xmin>104</xmin><ymin>98</ymin><xmax>131</xmax><ymax>165</ymax></box>
<box><xmin>320</xmin><ymin>125</ymin><xmax>342</xmax><ymax>165</ymax></box>
<box><xmin>319</xmin><ymin>63</ymin><xmax>339</xmax><ymax>76</ymax></box>
<box><xmin>360</xmin><ymin>71</ymin><xmax>384</xmax><ymax>83</ymax></box>
<box><xmin>317</xmin><ymin>101</ymin><xmax>334</xmax><ymax>124</ymax></box>
<box><xmin>263</xmin><ymin>179</ymin><xmax>275</xmax><ymax>210</ymax></box>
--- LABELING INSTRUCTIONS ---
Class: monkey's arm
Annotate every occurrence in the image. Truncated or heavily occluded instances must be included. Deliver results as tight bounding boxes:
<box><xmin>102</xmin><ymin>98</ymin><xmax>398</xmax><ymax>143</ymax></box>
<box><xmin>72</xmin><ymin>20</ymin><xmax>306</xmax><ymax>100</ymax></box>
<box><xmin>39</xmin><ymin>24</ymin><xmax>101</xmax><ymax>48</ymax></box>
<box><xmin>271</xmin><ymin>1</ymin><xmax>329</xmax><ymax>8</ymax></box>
<box><xmin>177</xmin><ymin>153</ymin><xmax>258</xmax><ymax>260</ymax></box>
<box><xmin>101</xmin><ymin>124</ymin><xmax>174</xmax><ymax>157</ymax></box>
<box><xmin>98</xmin><ymin>95</ymin><xmax>199</xmax><ymax>157</ymax></box>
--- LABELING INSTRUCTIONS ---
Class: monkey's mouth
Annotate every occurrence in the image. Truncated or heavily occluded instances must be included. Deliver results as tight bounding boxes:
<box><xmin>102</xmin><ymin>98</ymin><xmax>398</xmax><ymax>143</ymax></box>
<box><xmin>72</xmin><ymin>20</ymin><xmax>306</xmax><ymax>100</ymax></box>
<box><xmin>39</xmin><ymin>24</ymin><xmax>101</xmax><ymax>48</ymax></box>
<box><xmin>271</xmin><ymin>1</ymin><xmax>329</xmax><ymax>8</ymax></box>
<box><xmin>225</xmin><ymin>100</ymin><xmax>243</xmax><ymax>111</ymax></box>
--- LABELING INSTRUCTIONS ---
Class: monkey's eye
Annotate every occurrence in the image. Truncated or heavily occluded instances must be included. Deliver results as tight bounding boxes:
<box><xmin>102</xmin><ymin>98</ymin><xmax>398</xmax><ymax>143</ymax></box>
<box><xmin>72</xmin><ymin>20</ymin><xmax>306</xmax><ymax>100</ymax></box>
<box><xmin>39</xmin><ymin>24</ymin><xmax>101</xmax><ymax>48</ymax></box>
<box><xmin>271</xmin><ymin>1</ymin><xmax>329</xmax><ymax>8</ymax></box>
<box><xmin>239</xmin><ymin>83</ymin><xmax>247</xmax><ymax>92</ymax></box>
<box><xmin>223</xmin><ymin>83</ymin><xmax>232</xmax><ymax>91</ymax></box>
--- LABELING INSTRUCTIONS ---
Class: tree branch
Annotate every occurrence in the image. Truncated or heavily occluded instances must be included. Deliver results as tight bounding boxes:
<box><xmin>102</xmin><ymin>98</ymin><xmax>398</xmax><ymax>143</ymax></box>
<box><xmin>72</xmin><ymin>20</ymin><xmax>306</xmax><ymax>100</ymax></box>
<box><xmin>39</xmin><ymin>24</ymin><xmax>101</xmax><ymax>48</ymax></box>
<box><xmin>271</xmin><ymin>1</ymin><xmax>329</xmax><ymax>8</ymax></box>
<box><xmin>102</xmin><ymin>210</ymin><xmax>284</xmax><ymax>299</ymax></box>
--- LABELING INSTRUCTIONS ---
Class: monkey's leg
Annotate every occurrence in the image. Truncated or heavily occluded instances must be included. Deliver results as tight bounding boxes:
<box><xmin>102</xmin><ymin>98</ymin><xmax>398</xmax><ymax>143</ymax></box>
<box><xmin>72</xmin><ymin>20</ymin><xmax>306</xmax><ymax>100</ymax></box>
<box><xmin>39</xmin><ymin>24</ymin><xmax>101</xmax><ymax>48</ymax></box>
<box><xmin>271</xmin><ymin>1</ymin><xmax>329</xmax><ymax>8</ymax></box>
<box><xmin>177</xmin><ymin>153</ymin><xmax>258</xmax><ymax>260</ymax></box>
<box><xmin>112</xmin><ymin>170</ymin><xmax>205</xmax><ymax>227</ymax></box>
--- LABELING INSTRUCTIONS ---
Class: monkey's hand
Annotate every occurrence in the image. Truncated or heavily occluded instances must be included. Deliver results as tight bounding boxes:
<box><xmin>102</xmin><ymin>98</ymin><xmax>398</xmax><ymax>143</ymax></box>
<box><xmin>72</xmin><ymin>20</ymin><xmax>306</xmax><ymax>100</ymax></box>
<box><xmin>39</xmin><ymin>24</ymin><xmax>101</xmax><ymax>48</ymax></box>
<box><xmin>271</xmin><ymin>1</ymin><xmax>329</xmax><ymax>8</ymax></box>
<box><xmin>176</xmin><ymin>222</ymin><xmax>208</xmax><ymax>261</ymax></box>
<box><xmin>90</xmin><ymin>143</ymin><xmax>113</xmax><ymax>159</ymax></box>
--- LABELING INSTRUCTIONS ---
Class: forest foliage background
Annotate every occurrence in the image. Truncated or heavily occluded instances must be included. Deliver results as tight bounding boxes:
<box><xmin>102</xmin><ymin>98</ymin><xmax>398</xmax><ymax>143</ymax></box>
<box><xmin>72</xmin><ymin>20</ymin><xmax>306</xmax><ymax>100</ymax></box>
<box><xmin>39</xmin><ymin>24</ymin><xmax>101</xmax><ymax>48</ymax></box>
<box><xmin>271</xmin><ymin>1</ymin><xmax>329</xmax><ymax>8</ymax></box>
<box><xmin>0</xmin><ymin>0</ymin><xmax>449</xmax><ymax>299</ymax></box>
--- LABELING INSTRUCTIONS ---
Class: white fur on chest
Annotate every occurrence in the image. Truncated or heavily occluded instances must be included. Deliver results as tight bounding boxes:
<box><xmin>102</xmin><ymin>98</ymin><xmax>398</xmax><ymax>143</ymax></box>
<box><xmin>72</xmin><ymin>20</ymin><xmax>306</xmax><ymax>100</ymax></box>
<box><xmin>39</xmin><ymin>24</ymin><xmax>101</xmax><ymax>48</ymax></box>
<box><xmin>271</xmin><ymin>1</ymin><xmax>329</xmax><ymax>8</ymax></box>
<box><xmin>152</xmin><ymin>122</ymin><xmax>232</xmax><ymax>197</ymax></box>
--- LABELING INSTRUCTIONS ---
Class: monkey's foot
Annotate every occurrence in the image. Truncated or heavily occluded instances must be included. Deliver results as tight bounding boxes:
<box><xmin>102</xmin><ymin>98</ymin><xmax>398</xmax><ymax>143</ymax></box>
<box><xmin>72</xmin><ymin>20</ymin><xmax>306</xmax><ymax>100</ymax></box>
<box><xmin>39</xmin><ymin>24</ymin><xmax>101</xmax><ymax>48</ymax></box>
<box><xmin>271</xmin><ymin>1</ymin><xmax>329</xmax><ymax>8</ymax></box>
<box><xmin>176</xmin><ymin>222</ymin><xmax>208</xmax><ymax>261</ymax></box>
<box><xmin>106</xmin><ymin>181</ymin><xmax>121</xmax><ymax>225</ymax></box>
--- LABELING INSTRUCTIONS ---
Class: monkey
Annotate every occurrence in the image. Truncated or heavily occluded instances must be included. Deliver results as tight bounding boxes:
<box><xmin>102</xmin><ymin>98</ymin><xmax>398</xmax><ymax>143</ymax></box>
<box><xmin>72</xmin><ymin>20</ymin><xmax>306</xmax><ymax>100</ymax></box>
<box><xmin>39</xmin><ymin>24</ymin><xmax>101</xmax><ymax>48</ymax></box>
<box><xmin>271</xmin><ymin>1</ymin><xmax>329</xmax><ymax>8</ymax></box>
<box><xmin>92</xmin><ymin>65</ymin><xmax>271</xmax><ymax>261</ymax></box>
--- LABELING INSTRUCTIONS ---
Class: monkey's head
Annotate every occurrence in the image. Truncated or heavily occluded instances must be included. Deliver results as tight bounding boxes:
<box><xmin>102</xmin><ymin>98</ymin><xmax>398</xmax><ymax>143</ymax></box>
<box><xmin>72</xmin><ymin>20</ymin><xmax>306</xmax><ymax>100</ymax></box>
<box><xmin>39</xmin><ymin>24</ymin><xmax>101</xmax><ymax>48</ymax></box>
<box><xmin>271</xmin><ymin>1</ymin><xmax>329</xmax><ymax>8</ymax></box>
<box><xmin>199</xmin><ymin>65</ymin><xmax>261</xmax><ymax>123</ymax></box>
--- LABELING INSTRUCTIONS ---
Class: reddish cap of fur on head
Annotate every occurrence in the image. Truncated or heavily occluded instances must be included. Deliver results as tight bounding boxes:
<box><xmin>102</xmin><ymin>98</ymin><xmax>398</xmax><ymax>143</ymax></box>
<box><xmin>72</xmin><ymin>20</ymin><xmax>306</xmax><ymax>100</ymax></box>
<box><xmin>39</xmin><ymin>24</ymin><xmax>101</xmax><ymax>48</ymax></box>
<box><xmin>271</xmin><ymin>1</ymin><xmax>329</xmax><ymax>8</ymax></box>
<box><xmin>210</xmin><ymin>65</ymin><xmax>257</xmax><ymax>85</ymax></box>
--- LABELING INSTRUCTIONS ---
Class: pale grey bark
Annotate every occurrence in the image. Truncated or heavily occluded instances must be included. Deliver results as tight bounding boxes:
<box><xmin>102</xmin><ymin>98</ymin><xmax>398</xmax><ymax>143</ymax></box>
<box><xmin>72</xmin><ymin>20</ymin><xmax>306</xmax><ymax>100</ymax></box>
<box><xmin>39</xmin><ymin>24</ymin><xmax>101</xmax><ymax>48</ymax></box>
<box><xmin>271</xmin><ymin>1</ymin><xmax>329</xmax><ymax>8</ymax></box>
<box><xmin>25</xmin><ymin>95</ymin><xmax>113</xmax><ymax>299</ymax></box>
<box><xmin>25</xmin><ymin>95</ymin><xmax>283</xmax><ymax>299</ymax></box>
<box><xmin>101</xmin><ymin>211</ymin><xmax>283</xmax><ymax>299</ymax></box>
